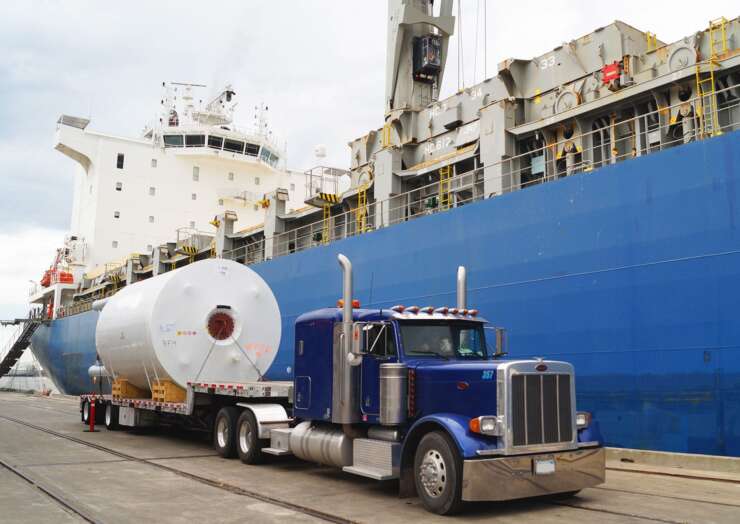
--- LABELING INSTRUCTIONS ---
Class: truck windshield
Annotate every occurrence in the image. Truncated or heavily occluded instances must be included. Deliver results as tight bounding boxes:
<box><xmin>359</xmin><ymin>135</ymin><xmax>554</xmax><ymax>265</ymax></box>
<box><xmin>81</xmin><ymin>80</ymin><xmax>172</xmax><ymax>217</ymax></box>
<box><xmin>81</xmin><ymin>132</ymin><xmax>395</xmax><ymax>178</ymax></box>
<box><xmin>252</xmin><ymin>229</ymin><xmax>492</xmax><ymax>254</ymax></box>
<box><xmin>399</xmin><ymin>321</ymin><xmax>487</xmax><ymax>360</ymax></box>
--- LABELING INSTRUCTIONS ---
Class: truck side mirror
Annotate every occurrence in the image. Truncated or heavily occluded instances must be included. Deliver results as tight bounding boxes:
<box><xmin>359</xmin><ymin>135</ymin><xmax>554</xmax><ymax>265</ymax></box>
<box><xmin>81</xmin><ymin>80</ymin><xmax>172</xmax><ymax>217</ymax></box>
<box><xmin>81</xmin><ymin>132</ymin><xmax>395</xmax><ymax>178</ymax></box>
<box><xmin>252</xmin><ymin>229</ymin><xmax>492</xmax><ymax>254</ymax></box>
<box><xmin>494</xmin><ymin>327</ymin><xmax>507</xmax><ymax>358</ymax></box>
<box><xmin>485</xmin><ymin>326</ymin><xmax>508</xmax><ymax>359</ymax></box>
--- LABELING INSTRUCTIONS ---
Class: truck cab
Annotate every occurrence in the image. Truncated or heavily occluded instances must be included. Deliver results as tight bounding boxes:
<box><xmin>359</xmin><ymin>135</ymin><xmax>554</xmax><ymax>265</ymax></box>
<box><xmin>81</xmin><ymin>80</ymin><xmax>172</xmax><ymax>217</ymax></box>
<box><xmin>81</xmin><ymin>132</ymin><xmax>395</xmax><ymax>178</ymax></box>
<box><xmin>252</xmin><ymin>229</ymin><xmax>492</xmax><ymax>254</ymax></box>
<box><xmin>279</xmin><ymin>255</ymin><xmax>605</xmax><ymax>515</ymax></box>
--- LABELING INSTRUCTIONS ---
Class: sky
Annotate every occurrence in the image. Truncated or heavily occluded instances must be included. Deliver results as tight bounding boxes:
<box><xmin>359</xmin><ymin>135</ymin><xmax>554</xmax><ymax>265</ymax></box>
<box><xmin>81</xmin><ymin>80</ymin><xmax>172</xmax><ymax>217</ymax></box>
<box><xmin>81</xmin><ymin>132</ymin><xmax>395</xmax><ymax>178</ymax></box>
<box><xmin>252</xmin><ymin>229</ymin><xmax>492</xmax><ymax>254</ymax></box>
<box><xmin>0</xmin><ymin>0</ymin><xmax>736</xmax><ymax>349</ymax></box>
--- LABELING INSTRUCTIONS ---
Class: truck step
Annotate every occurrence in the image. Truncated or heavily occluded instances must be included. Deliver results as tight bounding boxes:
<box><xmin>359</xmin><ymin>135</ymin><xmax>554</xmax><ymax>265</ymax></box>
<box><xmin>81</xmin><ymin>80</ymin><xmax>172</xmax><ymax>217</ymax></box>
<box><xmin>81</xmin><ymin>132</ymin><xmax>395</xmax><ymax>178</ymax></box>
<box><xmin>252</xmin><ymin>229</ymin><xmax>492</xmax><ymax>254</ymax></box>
<box><xmin>262</xmin><ymin>447</ymin><xmax>293</xmax><ymax>457</ymax></box>
<box><xmin>342</xmin><ymin>465</ymin><xmax>397</xmax><ymax>481</ymax></box>
<box><xmin>343</xmin><ymin>438</ymin><xmax>401</xmax><ymax>480</ymax></box>
<box><xmin>264</xmin><ymin>427</ymin><xmax>293</xmax><ymax>456</ymax></box>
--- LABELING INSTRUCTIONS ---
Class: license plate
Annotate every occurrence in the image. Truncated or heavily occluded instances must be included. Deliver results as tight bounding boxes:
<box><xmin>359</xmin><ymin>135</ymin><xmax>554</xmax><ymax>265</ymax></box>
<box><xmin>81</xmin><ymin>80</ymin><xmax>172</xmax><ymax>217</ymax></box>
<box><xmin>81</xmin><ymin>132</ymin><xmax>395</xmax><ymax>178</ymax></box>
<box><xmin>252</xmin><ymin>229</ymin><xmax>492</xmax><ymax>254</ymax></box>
<box><xmin>534</xmin><ymin>458</ymin><xmax>556</xmax><ymax>475</ymax></box>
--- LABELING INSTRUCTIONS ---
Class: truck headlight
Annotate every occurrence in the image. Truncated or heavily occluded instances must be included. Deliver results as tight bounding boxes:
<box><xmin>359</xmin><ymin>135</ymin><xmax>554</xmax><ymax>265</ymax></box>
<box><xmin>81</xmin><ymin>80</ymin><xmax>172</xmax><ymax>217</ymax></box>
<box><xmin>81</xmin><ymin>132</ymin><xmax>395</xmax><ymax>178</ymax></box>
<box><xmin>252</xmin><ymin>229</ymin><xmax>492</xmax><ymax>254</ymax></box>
<box><xmin>469</xmin><ymin>416</ymin><xmax>504</xmax><ymax>436</ymax></box>
<box><xmin>576</xmin><ymin>411</ymin><xmax>591</xmax><ymax>429</ymax></box>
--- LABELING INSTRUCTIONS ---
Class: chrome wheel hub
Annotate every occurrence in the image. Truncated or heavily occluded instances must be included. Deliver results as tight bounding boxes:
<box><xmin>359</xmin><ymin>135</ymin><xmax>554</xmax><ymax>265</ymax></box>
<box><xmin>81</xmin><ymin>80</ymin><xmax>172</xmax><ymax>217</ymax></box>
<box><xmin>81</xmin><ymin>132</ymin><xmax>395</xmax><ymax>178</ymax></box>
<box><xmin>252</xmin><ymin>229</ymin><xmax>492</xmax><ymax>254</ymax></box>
<box><xmin>216</xmin><ymin>418</ymin><xmax>228</xmax><ymax>448</ymax></box>
<box><xmin>419</xmin><ymin>449</ymin><xmax>447</xmax><ymax>498</ymax></box>
<box><xmin>239</xmin><ymin>422</ymin><xmax>252</xmax><ymax>453</ymax></box>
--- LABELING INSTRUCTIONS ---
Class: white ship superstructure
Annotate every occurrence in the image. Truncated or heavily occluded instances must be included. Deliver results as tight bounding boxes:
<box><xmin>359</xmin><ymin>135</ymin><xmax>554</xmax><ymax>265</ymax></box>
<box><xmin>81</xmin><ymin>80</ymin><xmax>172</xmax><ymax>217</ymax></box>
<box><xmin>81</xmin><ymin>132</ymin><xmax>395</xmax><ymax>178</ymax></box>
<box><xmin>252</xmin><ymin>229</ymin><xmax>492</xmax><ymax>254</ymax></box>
<box><xmin>27</xmin><ymin>82</ymin><xmax>313</xmax><ymax>319</ymax></box>
<box><xmin>55</xmin><ymin>83</ymin><xmax>305</xmax><ymax>272</ymax></box>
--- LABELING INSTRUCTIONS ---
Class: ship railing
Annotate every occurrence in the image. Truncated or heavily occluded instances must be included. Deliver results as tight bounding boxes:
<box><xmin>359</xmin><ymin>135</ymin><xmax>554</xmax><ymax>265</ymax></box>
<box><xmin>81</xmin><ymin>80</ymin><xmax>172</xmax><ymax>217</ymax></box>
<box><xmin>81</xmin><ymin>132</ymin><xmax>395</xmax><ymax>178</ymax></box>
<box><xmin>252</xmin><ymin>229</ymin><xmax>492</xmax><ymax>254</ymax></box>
<box><xmin>244</xmin><ymin>85</ymin><xmax>739</xmax><ymax>262</ymax></box>
<box><xmin>304</xmin><ymin>166</ymin><xmax>350</xmax><ymax>200</ymax></box>
<box><xmin>176</xmin><ymin>227</ymin><xmax>215</xmax><ymax>252</ymax></box>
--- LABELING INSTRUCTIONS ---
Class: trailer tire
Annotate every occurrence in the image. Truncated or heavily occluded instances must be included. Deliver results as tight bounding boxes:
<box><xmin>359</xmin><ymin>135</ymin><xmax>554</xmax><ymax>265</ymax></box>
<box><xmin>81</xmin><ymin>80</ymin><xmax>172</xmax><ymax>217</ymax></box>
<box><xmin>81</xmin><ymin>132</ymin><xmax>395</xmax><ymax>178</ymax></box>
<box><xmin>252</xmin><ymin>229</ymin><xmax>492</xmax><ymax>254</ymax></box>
<box><xmin>414</xmin><ymin>431</ymin><xmax>463</xmax><ymax>515</ymax></box>
<box><xmin>236</xmin><ymin>409</ymin><xmax>264</xmax><ymax>465</ymax></box>
<box><xmin>81</xmin><ymin>399</ymin><xmax>90</xmax><ymax>424</ymax></box>
<box><xmin>213</xmin><ymin>407</ymin><xmax>238</xmax><ymax>458</ymax></box>
<box><xmin>105</xmin><ymin>402</ymin><xmax>120</xmax><ymax>431</ymax></box>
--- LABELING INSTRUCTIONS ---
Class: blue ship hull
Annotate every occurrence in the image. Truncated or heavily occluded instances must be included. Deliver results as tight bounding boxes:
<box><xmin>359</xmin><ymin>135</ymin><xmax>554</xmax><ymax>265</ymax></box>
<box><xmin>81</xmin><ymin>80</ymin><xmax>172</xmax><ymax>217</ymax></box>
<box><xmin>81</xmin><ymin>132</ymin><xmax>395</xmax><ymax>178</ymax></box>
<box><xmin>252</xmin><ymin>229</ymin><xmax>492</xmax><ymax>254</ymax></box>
<box><xmin>32</xmin><ymin>131</ymin><xmax>740</xmax><ymax>455</ymax></box>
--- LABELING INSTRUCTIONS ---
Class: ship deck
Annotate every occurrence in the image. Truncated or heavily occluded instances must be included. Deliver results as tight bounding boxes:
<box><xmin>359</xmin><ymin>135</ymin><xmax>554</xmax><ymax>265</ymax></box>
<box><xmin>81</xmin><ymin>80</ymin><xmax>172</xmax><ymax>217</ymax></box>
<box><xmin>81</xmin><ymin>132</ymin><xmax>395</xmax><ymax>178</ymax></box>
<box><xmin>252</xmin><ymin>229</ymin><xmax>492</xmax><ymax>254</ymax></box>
<box><xmin>1</xmin><ymin>391</ymin><xmax>738</xmax><ymax>523</ymax></box>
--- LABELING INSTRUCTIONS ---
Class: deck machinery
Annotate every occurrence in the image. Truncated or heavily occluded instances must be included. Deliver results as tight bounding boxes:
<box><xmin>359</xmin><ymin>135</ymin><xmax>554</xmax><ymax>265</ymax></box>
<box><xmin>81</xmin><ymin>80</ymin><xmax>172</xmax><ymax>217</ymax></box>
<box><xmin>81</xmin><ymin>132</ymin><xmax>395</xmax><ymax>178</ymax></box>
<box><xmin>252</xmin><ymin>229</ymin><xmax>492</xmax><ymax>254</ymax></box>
<box><xmin>214</xmin><ymin>6</ymin><xmax>740</xmax><ymax>260</ymax></box>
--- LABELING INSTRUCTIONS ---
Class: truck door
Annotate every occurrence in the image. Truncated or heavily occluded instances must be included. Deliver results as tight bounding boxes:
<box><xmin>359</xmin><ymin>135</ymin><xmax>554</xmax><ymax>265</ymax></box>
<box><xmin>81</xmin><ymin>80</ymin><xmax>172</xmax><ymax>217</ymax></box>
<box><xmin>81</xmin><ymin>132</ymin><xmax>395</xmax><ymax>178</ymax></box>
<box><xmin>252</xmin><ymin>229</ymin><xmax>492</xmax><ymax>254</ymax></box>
<box><xmin>360</xmin><ymin>322</ymin><xmax>397</xmax><ymax>418</ymax></box>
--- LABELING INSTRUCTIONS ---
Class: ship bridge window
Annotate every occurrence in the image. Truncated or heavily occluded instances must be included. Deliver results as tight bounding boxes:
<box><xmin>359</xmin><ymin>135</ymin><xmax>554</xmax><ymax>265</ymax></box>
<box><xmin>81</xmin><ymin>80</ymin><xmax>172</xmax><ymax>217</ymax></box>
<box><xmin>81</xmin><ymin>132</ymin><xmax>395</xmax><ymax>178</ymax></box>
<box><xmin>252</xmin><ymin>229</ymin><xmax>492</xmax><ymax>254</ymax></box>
<box><xmin>260</xmin><ymin>148</ymin><xmax>279</xmax><ymax>167</ymax></box>
<box><xmin>164</xmin><ymin>135</ymin><xmax>184</xmax><ymax>148</ymax></box>
<box><xmin>228</xmin><ymin>172</ymin><xmax>234</xmax><ymax>181</ymax></box>
<box><xmin>224</xmin><ymin>139</ymin><xmax>245</xmax><ymax>153</ymax></box>
<box><xmin>208</xmin><ymin>135</ymin><xmax>224</xmax><ymax>149</ymax></box>
<box><xmin>193</xmin><ymin>166</ymin><xmax>200</xmax><ymax>181</ymax></box>
<box><xmin>185</xmin><ymin>134</ymin><xmax>206</xmax><ymax>147</ymax></box>
<box><xmin>151</xmin><ymin>158</ymin><xmax>157</xmax><ymax>168</ymax></box>
<box><xmin>116</xmin><ymin>153</ymin><xmax>125</xmax><ymax>169</ymax></box>
<box><xmin>245</xmin><ymin>143</ymin><xmax>260</xmax><ymax>157</ymax></box>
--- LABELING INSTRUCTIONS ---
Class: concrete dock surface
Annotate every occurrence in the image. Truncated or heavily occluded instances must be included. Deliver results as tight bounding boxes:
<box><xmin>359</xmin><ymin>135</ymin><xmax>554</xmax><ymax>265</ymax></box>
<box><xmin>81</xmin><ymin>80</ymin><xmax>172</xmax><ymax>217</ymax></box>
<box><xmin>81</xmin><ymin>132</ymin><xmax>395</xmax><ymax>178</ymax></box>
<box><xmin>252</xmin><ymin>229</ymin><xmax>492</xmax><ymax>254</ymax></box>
<box><xmin>1</xmin><ymin>392</ymin><xmax>738</xmax><ymax>523</ymax></box>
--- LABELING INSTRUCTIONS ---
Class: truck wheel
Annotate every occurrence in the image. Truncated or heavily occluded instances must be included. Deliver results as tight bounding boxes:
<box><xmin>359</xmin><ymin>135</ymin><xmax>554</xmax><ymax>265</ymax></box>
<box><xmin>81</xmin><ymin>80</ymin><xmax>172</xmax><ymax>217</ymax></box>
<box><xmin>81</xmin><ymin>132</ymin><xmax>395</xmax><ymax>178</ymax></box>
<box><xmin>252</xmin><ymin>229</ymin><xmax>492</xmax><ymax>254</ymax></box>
<box><xmin>105</xmin><ymin>402</ymin><xmax>120</xmax><ymax>430</ymax></box>
<box><xmin>414</xmin><ymin>431</ymin><xmax>463</xmax><ymax>515</ymax></box>
<box><xmin>213</xmin><ymin>407</ymin><xmax>238</xmax><ymax>458</ymax></box>
<box><xmin>236</xmin><ymin>410</ymin><xmax>264</xmax><ymax>464</ymax></box>
<box><xmin>82</xmin><ymin>400</ymin><xmax>90</xmax><ymax>424</ymax></box>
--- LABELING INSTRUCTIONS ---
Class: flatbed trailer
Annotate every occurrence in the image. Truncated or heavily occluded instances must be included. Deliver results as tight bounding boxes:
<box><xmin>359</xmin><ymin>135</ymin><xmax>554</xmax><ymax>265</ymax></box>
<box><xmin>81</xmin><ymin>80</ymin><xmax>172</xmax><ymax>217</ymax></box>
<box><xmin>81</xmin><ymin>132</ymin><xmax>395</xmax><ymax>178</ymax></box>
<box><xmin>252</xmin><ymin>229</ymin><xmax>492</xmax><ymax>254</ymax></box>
<box><xmin>80</xmin><ymin>380</ymin><xmax>293</xmax><ymax>435</ymax></box>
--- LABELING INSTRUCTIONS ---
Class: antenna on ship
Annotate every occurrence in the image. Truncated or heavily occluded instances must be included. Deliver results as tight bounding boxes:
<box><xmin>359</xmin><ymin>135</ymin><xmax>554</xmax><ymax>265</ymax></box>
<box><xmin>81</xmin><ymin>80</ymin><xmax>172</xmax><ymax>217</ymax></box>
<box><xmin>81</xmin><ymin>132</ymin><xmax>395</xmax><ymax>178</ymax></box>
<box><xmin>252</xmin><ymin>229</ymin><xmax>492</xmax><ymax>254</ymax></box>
<box><xmin>254</xmin><ymin>102</ymin><xmax>272</xmax><ymax>138</ymax></box>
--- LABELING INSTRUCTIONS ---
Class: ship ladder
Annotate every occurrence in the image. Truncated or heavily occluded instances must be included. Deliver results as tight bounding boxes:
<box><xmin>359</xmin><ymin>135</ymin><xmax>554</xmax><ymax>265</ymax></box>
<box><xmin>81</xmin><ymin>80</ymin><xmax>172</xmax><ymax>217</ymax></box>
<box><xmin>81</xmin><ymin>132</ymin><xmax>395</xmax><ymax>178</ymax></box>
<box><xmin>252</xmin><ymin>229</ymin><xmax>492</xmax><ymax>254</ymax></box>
<box><xmin>355</xmin><ymin>184</ymin><xmax>369</xmax><ymax>235</ymax></box>
<box><xmin>439</xmin><ymin>166</ymin><xmax>453</xmax><ymax>210</ymax></box>
<box><xmin>322</xmin><ymin>204</ymin><xmax>331</xmax><ymax>245</ymax></box>
<box><xmin>694</xmin><ymin>18</ymin><xmax>728</xmax><ymax>139</ymax></box>
<box><xmin>0</xmin><ymin>320</ymin><xmax>42</xmax><ymax>378</ymax></box>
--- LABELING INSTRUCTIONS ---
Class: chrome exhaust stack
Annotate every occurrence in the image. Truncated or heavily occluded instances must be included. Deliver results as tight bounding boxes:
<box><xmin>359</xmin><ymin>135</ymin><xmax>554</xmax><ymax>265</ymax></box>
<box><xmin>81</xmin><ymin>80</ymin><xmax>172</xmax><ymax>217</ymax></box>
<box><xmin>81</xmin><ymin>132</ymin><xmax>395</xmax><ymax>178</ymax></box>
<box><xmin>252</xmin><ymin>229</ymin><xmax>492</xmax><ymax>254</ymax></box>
<box><xmin>333</xmin><ymin>254</ymin><xmax>360</xmax><ymax>423</ymax></box>
<box><xmin>457</xmin><ymin>266</ymin><xmax>467</xmax><ymax>310</ymax></box>
<box><xmin>338</xmin><ymin>254</ymin><xmax>353</xmax><ymax>355</ymax></box>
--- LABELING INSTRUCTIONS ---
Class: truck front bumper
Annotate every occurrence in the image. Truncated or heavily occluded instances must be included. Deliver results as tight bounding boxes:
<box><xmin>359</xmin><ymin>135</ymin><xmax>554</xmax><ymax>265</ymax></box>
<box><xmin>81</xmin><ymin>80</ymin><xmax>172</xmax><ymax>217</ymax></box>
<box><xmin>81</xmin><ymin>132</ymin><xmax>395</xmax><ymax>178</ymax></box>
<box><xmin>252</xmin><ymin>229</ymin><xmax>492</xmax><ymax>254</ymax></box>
<box><xmin>461</xmin><ymin>446</ymin><xmax>605</xmax><ymax>502</ymax></box>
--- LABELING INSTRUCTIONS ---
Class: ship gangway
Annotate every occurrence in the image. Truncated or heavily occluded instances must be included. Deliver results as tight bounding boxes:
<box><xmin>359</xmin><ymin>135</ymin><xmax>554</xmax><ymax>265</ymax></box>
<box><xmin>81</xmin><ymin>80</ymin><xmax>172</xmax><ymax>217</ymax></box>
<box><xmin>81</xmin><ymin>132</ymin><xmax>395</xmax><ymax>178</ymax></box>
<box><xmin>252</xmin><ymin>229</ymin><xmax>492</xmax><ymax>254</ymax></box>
<box><xmin>0</xmin><ymin>318</ymin><xmax>44</xmax><ymax>378</ymax></box>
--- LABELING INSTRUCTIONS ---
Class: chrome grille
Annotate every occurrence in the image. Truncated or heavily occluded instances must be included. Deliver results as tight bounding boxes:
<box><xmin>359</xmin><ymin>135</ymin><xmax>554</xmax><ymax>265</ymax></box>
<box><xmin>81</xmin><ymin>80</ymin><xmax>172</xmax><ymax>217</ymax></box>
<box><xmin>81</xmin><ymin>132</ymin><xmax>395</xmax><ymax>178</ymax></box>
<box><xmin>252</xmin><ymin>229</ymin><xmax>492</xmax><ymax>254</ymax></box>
<box><xmin>511</xmin><ymin>373</ymin><xmax>572</xmax><ymax>447</ymax></box>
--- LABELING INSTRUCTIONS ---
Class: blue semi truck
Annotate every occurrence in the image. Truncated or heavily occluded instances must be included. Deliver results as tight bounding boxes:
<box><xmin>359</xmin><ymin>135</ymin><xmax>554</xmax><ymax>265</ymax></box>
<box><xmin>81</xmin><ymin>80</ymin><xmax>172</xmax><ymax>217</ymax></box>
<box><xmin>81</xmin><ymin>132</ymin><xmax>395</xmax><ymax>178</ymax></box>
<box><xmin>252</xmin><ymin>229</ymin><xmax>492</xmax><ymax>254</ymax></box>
<box><xmin>81</xmin><ymin>254</ymin><xmax>605</xmax><ymax>515</ymax></box>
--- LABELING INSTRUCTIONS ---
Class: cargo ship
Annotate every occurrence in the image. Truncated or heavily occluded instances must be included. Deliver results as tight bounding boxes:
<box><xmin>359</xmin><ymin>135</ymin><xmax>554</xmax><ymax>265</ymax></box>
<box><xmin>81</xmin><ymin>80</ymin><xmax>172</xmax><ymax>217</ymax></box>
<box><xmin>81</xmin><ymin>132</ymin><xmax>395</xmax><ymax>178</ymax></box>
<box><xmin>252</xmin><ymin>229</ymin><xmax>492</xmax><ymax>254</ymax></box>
<box><xmin>7</xmin><ymin>3</ymin><xmax>739</xmax><ymax>456</ymax></box>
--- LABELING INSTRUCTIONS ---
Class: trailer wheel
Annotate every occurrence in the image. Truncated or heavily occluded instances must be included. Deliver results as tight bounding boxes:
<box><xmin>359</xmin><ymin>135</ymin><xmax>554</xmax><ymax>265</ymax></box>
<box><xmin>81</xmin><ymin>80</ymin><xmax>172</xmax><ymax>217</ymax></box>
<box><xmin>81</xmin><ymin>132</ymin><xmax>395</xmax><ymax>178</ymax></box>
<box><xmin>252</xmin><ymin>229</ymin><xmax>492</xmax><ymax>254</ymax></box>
<box><xmin>81</xmin><ymin>399</ymin><xmax>90</xmax><ymax>424</ymax></box>
<box><xmin>235</xmin><ymin>409</ymin><xmax>264</xmax><ymax>464</ymax></box>
<box><xmin>213</xmin><ymin>407</ymin><xmax>238</xmax><ymax>458</ymax></box>
<box><xmin>105</xmin><ymin>402</ymin><xmax>120</xmax><ymax>431</ymax></box>
<box><xmin>414</xmin><ymin>431</ymin><xmax>463</xmax><ymax>515</ymax></box>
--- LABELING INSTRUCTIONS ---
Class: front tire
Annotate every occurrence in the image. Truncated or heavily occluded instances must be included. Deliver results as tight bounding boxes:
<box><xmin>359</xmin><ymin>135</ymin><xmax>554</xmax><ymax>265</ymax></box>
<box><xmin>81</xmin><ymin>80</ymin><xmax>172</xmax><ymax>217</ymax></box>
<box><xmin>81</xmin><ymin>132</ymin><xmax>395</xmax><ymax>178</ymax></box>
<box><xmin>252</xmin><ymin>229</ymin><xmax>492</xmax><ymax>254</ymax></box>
<box><xmin>213</xmin><ymin>407</ymin><xmax>238</xmax><ymax>458</ymax></box>
<box><xmin>414</xmin><ymin>431</ymin><xmax>463</xmax><ymax>515</ymax></box>
<box><xmin>105</xmin><ymin>402</ymin><xmax>120</xmax><ymax>430</ymax></box>
<box><xmin>235</xmin><ymin>410</ymin><xmax>264</xmax><ymax>464</ymax></box>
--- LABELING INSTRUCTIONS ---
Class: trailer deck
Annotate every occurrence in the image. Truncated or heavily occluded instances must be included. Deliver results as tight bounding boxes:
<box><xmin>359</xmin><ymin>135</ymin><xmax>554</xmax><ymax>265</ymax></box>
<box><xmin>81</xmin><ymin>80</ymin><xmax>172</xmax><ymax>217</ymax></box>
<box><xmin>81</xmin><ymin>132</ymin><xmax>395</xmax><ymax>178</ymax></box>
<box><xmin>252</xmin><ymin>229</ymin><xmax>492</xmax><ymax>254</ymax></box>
<box><xmin>1</xmin><ymin>391</ymin><xmax>738</xmax><ymax>523</ymax></box>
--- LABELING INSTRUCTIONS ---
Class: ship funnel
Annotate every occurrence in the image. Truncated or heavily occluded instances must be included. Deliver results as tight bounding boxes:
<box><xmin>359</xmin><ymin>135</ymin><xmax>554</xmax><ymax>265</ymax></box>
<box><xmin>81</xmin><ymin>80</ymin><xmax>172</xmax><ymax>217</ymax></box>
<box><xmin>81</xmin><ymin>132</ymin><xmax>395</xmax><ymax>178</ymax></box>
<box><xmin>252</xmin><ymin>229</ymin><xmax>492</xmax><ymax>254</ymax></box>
<box><xmin>457</xmin><ymin>266</ymin><xmax>467</xmax><ymax>310</ymax></box>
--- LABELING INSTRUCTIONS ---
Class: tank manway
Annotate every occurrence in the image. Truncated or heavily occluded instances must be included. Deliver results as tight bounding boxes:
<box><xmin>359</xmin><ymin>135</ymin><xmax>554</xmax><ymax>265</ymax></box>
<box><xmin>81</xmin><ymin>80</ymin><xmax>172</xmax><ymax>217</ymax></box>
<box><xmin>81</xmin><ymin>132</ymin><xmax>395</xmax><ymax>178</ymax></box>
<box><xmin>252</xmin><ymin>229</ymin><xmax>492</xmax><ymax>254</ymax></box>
<box><xmin>95</xmin><ymin>259</ymin><xmax>281</xmax><ymax>391</ymax></box>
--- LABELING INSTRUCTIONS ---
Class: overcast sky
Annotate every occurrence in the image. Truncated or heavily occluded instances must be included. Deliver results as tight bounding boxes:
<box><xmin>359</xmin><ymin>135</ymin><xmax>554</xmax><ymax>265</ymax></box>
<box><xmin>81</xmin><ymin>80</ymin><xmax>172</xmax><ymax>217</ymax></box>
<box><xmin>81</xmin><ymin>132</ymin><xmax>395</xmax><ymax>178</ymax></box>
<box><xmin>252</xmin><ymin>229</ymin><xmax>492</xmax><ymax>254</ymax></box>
<box><xmin>0</xmin><ymin>0</ymin><xmax>736</xmax><ymax>348</ymax></box>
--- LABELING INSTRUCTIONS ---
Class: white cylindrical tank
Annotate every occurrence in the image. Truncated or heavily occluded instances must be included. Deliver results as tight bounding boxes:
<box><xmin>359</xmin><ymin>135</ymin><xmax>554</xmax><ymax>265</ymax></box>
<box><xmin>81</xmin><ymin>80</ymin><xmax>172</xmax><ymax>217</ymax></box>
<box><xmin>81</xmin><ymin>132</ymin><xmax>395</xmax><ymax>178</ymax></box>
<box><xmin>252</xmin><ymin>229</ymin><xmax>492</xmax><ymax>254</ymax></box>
<box><xmin>96</xmin><ymin>259</ymin><xmax>281</xmax><ymax>390</ymax></box>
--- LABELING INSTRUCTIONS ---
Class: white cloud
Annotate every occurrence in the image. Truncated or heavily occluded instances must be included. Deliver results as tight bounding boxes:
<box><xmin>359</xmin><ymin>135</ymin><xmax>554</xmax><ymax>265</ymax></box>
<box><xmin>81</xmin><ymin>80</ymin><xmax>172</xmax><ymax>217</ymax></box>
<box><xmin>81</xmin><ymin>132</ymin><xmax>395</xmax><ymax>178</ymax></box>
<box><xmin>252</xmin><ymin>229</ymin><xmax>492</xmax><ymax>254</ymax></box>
<box><xmin>0</xmin><ymin>227</ymin><xmax>65</xmax><ymax>317</ymax></box>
